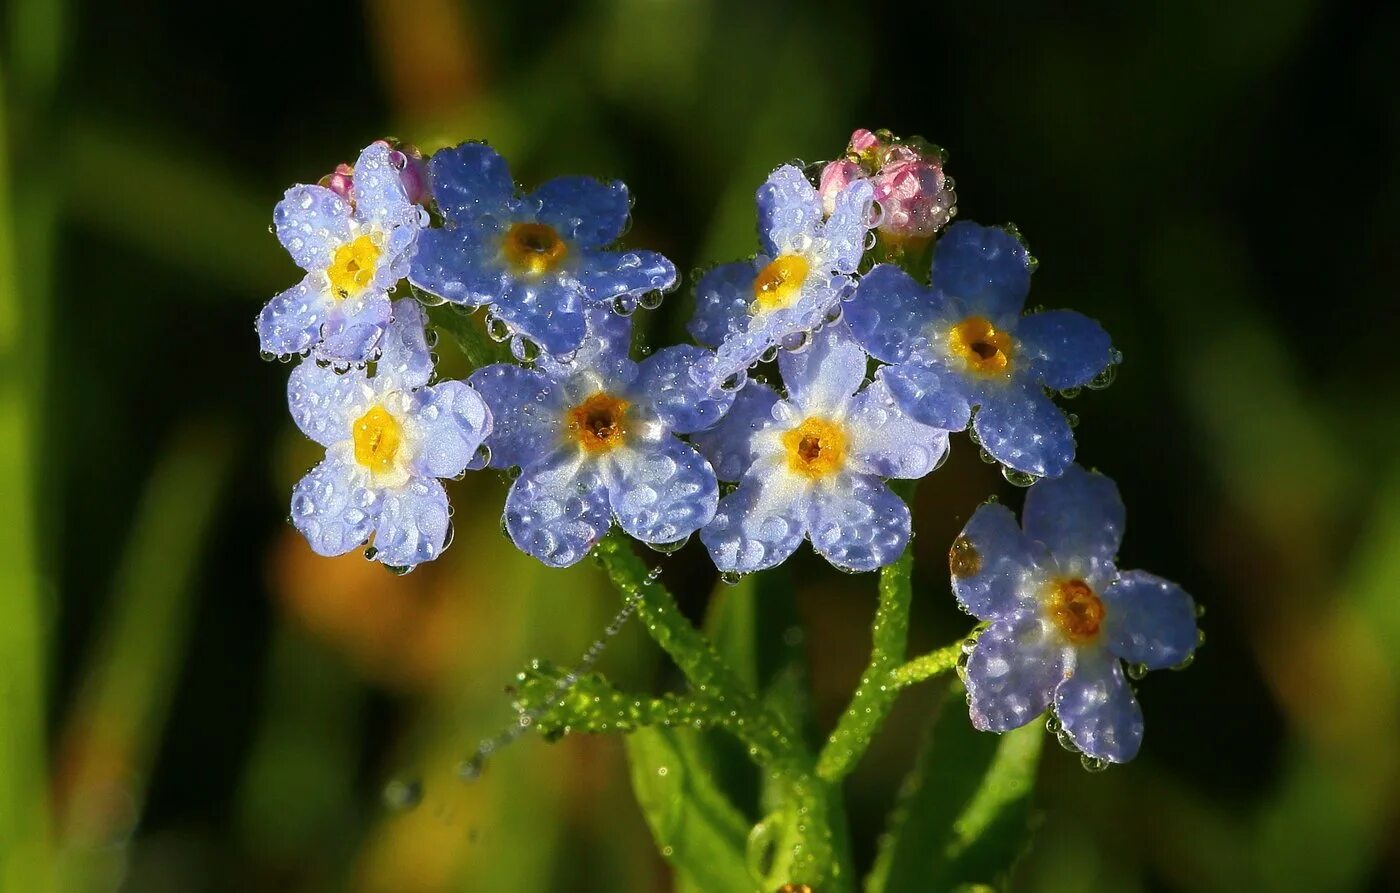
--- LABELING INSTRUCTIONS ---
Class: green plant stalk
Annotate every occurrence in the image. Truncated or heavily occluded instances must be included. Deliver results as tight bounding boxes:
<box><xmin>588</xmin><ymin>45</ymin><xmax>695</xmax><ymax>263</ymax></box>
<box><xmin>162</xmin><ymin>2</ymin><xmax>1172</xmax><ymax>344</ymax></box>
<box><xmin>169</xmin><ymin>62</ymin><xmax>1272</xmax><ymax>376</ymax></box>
<box><xmin>593</xmin><ymin>532</ymin><xmax>844</xmax><ymax>888</ymax></box>
<box><xmin>817</xmin><ymin>546</ymin><xmax>914</xmax><ymax>782</ymax></box>
<box><xmin>888</xmin><ymin>642</ymin><xmax>964</xmax><ymax>691</ymax></box>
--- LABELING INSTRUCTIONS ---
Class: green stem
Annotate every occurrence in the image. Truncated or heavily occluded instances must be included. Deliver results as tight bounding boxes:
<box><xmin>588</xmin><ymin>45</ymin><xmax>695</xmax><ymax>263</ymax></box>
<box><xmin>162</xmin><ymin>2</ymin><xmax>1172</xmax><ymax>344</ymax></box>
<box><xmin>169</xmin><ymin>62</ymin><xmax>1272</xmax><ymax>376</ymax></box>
<box><xmin>887</xmin><ymin>642</ymin><xmax>964</xmax><ymax>691</ymax></box>
<box><xmin>816</xmin><ymin>546</ymin><xmax>914</xmax><ymax>782</ymax></box>
<box><xmin>426</xmin><ymin>301</ymin><xmax>511</xmax><ymax>369</ymax></box>
<box><xmin>513</xmin><ymin>663</ymin><xmax>726</xmax><ymax>736</ymax></box>
<box><xmin>594</xmin><ymin>532</ymin><xmax>842</xmax><ymax>888</ymax></box>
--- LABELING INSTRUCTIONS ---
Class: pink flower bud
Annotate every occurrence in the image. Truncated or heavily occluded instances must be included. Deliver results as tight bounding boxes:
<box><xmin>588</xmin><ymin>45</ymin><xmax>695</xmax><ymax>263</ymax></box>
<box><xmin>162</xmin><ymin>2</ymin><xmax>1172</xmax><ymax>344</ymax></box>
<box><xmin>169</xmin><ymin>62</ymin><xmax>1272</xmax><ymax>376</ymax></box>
<box><xmin>848</xmin><ymin>128</ymin><xmax>881</xmax><ymax>155</ymax></box>
<box><xmin>323</xmin><ymin>163</ymin><xmax>355</xmax><ymax>202</ymax></box>
<box><xmin>872</xmin><ymin>158</ymin><xmax>955</xmax><ymax>242</ymax></box>
<box><xmin>819</xmin><ymin>159</ymin><xmax>867</xmax><ymax>217</ymax></box>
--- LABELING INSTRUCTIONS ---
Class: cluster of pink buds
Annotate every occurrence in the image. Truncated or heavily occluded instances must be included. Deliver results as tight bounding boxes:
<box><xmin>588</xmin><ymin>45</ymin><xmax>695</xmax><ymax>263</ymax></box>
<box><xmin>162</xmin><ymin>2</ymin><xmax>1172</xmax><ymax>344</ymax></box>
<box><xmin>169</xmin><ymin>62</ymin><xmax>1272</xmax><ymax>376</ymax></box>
<box><xmin>819</xmin><ymin>128</ymin><xmax>956</xmax><ymax>247</ymax></box>
<box><xmin>320</xmin><ymin>138</ymin><xmax>431</xmax><ymax>207</ymax></box>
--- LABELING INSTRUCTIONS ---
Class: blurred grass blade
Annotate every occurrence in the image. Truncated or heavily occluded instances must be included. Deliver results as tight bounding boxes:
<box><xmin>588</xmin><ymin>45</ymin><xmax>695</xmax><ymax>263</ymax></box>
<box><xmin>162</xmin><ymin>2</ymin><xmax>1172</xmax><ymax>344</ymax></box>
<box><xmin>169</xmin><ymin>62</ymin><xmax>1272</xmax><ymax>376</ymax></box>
<box><xmin>867</xmin><ymin>684</ymin><xmax>1043</xmax><ymax>893</ymax></box>
<box><xmin>625</xmin><ymin>726</ymin><xmax>753</xmax><ymax>893</ymax></box>
<box><xmin>53</xmin><ymin>422</ymin><xmax>234</xmax><ymax>889</ymax></box>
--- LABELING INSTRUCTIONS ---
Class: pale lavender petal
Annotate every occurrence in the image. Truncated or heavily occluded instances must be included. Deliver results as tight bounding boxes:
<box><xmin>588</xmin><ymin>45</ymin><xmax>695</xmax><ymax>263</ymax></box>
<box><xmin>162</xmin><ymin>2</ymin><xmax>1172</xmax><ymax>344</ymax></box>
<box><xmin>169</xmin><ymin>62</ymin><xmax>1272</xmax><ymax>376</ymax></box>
<box><xmin>844</xmin><ymin>375</ymin><xmax>949</xmax><ymax>479</ymax></box>
<box><xmin>806</xmin><ymin>472</ymin><xmax>910</xmax><ymax>572</ymax></box>
<box><xmin>965</xmin><ymin>611</ymin><xmax>1066</xmax><ymax>732</ymax></box>
<box><xmin>505</xmin><ymin>449</ymin><xmax>612</xmax><ymax>568</ymax></box>
<box><xmin>372</xmin><ymin>476</ymin><xmax>451</xmax><ymax>568</ymax></box>
<box><xmin>290</xmin><ymin>456</ymin><xmax>377</xmax><ymax>556</ymax></box>
<box><xmin>1054</xmin><ymin>647</ymin><xmax>1144</xmax><ymax>763</ymax></box>
<box><xmin>274</xmin><ymin>186</ymin><xmax>351</xmax><ymax>272</ymax></box>
<box><xmin>1102</xmin><ymin>570</ymin><xmax>1198</xmax><ymax>670</ymax></box>
<box><xmin>606</xmin><ymin>439</ymin><xmax>718</xmax><ymax>545</ymax></box>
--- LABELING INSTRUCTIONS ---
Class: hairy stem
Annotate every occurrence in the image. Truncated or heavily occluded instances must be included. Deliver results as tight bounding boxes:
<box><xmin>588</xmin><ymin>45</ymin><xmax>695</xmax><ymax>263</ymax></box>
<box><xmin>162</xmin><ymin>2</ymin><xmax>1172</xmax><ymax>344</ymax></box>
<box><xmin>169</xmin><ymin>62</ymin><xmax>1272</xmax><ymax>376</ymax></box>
<box><xmin>817</xmin><ymin>546</ymin><xmax>914</xmax><ymax>782</ymax></box>
<box><xmin>594</xmin><ymin>531</ymin><xmax>844</xmax><ymax>888</ymax></box>
<box><xmin>887</xmin><ymin>642</ymin><xmax>964</xmax><ymax>691</ymax></box>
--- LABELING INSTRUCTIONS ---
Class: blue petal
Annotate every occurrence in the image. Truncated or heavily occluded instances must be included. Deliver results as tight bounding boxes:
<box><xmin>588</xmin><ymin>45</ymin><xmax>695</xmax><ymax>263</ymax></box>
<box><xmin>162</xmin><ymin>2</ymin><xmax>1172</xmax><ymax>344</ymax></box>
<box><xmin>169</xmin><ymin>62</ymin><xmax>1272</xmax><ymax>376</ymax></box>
<box><xmin>778</xmin><ymin>321</ymin><xmax>868</xmax><ymax>413</ymax></box>
<box><xmin>844</xmin><ymin>264</ymin><xmax>944</xmax><ymax>364</ymax></box>
<box><xmin>314</xmin><ymin>289</ymin><xmax>392</xmax><ymax>365</ymax></box>
<box><xmin>757</xmin><ymin>165</ymin><xmax>822</xmax><ymax>257</ymax></box>
<box><xmin>427</xmin><ymin>142</ymin><xmax>515</xmax><ymax>222</ymax></box>
<box><xmin>258</xmin><ymin>274</ymin><xmax>333</xmax><ymax>359</ymax></box>
<box><xmin>964</xmin><ymin>611</ymin><xmax>1066</xmax><ymax>732</ymax></box>
<box><xmin>376</xmin><ymin>300</ymin><xmax>434</xmax><ymax>391</ymax></box>
<box><xmin>607</xmin><ymin>439</ymin><xmax>718</xmax><ymax>545</ymax></box>
<box><xmin>351</xmin><ymin>142</ymin><xmax>420</xmax><ymax>232</ymax></box>
<box><xmin>505</xmin><ymin>449</ymin><xmax>612</xmax><ymax>568</ymax></box>
<box><xmin>820</xmin><ymin>176</ymin><xmax>875</xmax><ymax>272</ymax></box>
<box><xmin>372</xmin><ymin>476</ymin><xmax>451</xmax><ymax>567</ymax></box>
<box><xmin>972</xmin><ymin>383</ymin><xmax>1075</xmax><ymax>478</ymax></box>
<box><xmin>1102</xmin><ymin>570</ymin><xmax>1198</xmax><ymax>670</ymax></box>
<box><xmin>410</xmin><ymin>380</ymin><xmax>493</xmax><ymax>479</ymax></box>
<box><xmin>700</xmin><ymin>462</ymin><xmax>807</xmax><ymax>573</ymax></box>
<box><xmin>532</xmin><ymin>176</ymin><xmax>630</xmax><ymax>249</ymax></box>
<box><xmin>689</xmin><ymin>261</ymin><xmax>757</xmax><ymax>349</ymax></box>
<box><xmin>691</xmin><ymin>381</ymin><xmax>780</xmax><ymax>481</ymax></box>
<box><xmin>493</xmin><ymin>278</ymin><xmax>589</xmax><ymax>355</ymax></box>
<box><xmin>274</xmin><ymin>186</ymin><xmax>351</xmax><ymax>272</ymax></box>
<box><xmin>467</xmin><ymin>363</ymin><xmax>562</xmax><ymax>469</ymax></box>
<box><xmin>951</xmin><ymin>504</ymin><xmax>1047</xmax><ymax>621</ymax></box>
<box><xmin>1018</xmin><ymin>310</ymin><xmax>1114</xmax><ymax>391</ymax></box>
<box><xmin>1054</xmin><ymin>647</ymin><xmax>1143</xmax><ymax>763</ymax></box>
<box><xmin>1022</xmin><ymin>464</ymin><xmax>1125</xmax><ymax>579</ymax></box>
<box><xmin>577</xmin><ymin>249</ymin><xmax>678</xmax><ymax>303</ymax></box>
<box><xmin>844</xmin><ymin>376</ymin><xmax>949</xmax><ymax>478</ymax></box>
<box><xmin>931</xmin><ymin>222</ymin><xmax>1032</xmax><ymax>319</ymax></box>
<box><xmin>806</xmin><ymin>473</ymin><xmax>910</xmax><ymax>572</ymax></box>
<box><xmin>635</xmin><ymin>345</ymin><xmax>735</xmax><ymax>434</ymax></box>
<box><xmin>881</xmin><ymin>362</ymin><xmax>974</xmax><ymax>432</ymax></box>
<box><xmin>409</xmin><ymin>224</ymin><xmax>510</xmax><ymax>307</ymax></box>
<box><xmin>287</xmin><ymin>360</ymin><xmax>369</xmax><ymax>447</ymax></box>
<box><xmin>538</xmin><ymin>305</ymin><xmax>634</xmax><ymax>381</ymax></box>
<box><xmin>290</xmin><ymin>456</ymin><xmax>377</xmax><ymax>556</ymax></box>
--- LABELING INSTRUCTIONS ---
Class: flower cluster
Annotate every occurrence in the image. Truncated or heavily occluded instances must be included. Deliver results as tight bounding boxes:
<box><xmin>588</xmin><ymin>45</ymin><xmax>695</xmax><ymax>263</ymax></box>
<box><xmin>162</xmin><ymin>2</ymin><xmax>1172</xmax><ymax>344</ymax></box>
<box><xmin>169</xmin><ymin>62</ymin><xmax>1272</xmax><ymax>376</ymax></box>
<box><xmin>261</xmin><ymin>130</ymin><xmax>1196</xmax><ymax>761</ymax></box>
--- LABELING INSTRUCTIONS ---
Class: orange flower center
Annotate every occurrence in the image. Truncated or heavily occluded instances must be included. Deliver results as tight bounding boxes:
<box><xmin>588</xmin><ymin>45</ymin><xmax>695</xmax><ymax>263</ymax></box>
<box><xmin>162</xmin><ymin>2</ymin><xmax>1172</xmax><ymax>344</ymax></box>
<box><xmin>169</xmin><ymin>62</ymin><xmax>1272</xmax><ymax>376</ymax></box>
<box><xmin>503</xmin><ymin>221</ymin><xmax>569</xmax><ymax>276</ymax></box>
<box><xmin>566</xmin><ymin>392</ymin><xmax>630</xmax><ymax>453</ymax></box>
<box><xmin>781</xmin><ymin>417</ymin><xmax>847</xmax><ymax>479</ymax></box>
<box><xmin>947</xmin><ymin>315</ymin><xmax>1014</xmax><ymax>376</ymax></box>
<box><xmin>1045</xmin><ymin>578</ymin><xmax>1105</xmax><ymax>644</ymax></box>
<box><xmin>327</xmin><ymin>234</ymin><xmax>381</xmax><ymax>298</ymax></box>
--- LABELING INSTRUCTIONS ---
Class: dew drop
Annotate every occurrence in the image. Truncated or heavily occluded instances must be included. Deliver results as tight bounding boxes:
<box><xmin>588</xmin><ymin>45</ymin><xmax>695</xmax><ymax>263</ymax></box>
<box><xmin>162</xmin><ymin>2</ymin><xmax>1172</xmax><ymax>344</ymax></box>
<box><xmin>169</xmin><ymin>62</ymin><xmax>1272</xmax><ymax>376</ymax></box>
<box><xmin>382</xmin><ymin>776</ymin><xmax>423</xmax><ymax>811</ymax></box>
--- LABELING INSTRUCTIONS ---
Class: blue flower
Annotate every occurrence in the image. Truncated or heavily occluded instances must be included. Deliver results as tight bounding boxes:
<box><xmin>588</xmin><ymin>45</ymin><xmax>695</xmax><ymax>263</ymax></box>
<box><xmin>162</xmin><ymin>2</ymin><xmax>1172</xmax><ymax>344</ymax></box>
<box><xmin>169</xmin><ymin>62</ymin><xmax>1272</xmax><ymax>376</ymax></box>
<box><xmin>951</xmin><ymin>465</ymin><xmax>1199</xmax><ymax>763</ymax></box>
<box><xmin>696</xmin><ymin>322</ymin><xmax>947</xmax><ymax>574</ymax></box>
<box><xmin>286</xmin><ymin>300</ymin><xmax>492</xmax><ymax>569</ymax></box>
<box><xmin>409</xmin><ymin>143</ymin><xmax>678</xmax><ymax>357</ymax></box>
<box><xmin>259</xmin><ymin>142</ymin><xmax>425</xmax><ymax>365</ymax></box>
<box><xmin>689</xmin><ymin>165</ymin><xmax>873</xmax><ymax>389</ymax></box>
<box><xmin>469</xmin><ymin>310</ymin><xmax>728</xmax><ymax>568</ymax></box>
<box><xmin>845</xmin><ymin>221</ymin><xmax>1115</xmax><ymax>478</ymax></box>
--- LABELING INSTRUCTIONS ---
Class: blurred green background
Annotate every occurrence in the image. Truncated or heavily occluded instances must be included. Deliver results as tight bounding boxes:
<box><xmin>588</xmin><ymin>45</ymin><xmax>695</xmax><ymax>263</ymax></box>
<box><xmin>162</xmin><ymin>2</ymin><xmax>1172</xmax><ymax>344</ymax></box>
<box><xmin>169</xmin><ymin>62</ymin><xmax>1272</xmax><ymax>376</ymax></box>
<box><xmin>3</xmin><ymin>0</ymin><xmax>1398</xmax><ymax>890</ymax></box>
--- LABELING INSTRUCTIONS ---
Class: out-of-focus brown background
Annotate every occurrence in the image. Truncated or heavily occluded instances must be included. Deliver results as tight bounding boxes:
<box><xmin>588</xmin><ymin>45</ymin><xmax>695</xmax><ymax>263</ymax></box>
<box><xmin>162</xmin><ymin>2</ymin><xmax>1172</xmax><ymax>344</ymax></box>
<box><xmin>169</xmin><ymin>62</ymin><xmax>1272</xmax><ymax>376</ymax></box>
<box><xmin>3</xmin><ymin>0</ymin><xmax>1398</xmax><ymax>890</ymax></box>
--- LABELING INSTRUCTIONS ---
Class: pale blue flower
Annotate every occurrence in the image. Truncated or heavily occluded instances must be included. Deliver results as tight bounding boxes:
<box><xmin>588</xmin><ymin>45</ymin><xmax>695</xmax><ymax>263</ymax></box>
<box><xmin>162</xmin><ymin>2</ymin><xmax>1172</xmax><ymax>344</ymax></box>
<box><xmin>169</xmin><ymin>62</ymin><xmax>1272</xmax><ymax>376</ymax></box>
<box><xmin>287</xmin><ymin>300</ymin><xmax>491</xmax><ymax>568</ymax></box>
<box><xmin>259</xmin><ymin>142</ymin><xmax>425</xmax><ymax>365</ymax></box>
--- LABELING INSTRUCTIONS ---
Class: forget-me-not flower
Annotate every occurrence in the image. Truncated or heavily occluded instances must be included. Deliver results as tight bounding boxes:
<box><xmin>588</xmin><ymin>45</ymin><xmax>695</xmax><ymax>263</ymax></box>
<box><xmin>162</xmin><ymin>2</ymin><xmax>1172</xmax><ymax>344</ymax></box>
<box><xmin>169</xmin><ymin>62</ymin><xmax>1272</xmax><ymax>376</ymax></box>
<box><xmin>951</xmin><ymin>464</ymin><xmax>1199</xmax><ymax>763</ymax></box>
<box><xmin>469</xmin><ymin>310</ymin><xmax>728</xmax><ymax>568</ymax></box>
<box><xmin>689</xmin><ymin>165</ymin><xmax>874</xmax><ymax>390</ymax></box>
<box><xmin>845</xmin><ymin>221</ymin><xmax>1115</xmax><ymax>478</ymax></box>
<box><xmin>286</xmin><ymin>300</ymin><xmax>491</xmax><ymax>569</ymax></box>
<box><xmin>259</xmin><ymin>142</ymin><xmax>425</xmax><ymax>365</ymax></box>
<box><xmin>410</xmin><ymin>143</ymin><xmax>677</xmax><ymax>357</ymax></box>
<box><xmin>696</xmin><ymin>322</ymin><xmax>947</xmax><ymax>574</ymax></box>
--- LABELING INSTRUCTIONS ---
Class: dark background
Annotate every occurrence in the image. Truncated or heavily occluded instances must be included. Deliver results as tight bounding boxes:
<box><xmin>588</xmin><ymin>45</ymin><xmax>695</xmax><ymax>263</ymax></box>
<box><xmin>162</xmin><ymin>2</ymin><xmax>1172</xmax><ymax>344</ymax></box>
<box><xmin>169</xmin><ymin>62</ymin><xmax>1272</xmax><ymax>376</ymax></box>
<box><xmin>4</xmin><ymin>0</ymin><xmax>1398</xmax><ymax>890</ymax></box>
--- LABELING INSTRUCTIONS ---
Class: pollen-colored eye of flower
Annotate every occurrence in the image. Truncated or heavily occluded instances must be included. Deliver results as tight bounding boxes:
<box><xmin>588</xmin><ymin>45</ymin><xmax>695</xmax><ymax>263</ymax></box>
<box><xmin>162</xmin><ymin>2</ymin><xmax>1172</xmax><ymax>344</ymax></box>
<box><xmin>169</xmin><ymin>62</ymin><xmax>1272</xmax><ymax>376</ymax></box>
<box><xmin>781</xmin><ymin>417</ymin><xmax>848</xmax><ymax>479</ymax></box>
<box><xmin>949</xmin><ymin>534</ymin><xmax>981</xmax><ymax>578</ymax></box>
<box><xmin>352</xmin><ymin>405</ymin><xmax>403</xmax><ymax>474</ymax></box>
<box><xmin>947</xmin><ymin>315</ymin><xmax>1014</xmax><ymax>376</ymax></box>
<box><xmin>503</xmin><ymin>221</ymin><xmax>569</xmax><ymax>276</ymax></box>
<box><xmin>327</xmin><ymin>235</ymin><xmax>382</xmax><ymax>299</ymax></box>
<box><xmin>566</xmin><ymin>392</ymin><xmax>630</xmax><ymax>453</ymax></box>
<box><xmin>1045</xmin><ymin>578</ymin><xmax>1105</xmax><ymax>644</ymax></box>
<box><xmin>752</xmin><ymin>254</ymin><xmax>810</xmax><ymax>313</ymax></box>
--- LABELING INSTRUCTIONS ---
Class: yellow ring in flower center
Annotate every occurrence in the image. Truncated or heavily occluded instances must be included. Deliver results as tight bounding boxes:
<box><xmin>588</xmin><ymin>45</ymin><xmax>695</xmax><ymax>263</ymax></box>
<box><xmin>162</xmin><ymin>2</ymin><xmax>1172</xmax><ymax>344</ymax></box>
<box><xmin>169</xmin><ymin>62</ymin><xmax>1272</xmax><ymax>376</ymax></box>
<box><xmin>781</xmin><ymin>417</ymin><xmax>847</xmax><ymax>479</ymax></box>
<box><xmin>327</xmin><ymin>234</ymin><xmax>382</xmax><ymax>299</ymax></box>
<box><xmin>947</xmin><ymin>315</ymin><xmax>1014</xmax><ymax>376</ymax></box>
<box><xmin>752</xmin><ymin>254</ymin><xmax>810</xmax><ymax>313</ymax></box>
<box><xmin>503</xmin><ymin>221</ymin><xmax>569</xmax><ymax>276</ymax></box>
<box><xmin>1045</xmin><ymin>577</ymin><xmax>1105</xmax><ymax>644</ymax></box>
<box><xmin>353</xmin><ymin>405</ymin><xmax>403</xmax><ymax>474</ymax></box>
<box><xmin>566</xmin><ymin>392</ymin><xmax>630</xmax><ymax>453</ymax></box>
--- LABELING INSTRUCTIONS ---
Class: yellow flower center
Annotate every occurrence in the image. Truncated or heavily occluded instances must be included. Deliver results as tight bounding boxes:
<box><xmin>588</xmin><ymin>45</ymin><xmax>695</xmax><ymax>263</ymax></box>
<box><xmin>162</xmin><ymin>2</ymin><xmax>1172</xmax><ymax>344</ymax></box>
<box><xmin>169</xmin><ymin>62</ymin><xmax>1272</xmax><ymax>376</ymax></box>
<box><xmin>1045</xmin><ymin>578</ymin><xmax>1105</xmax><ymax>644</ymax></box>
<box><xmin>566</xmin><ymin>392</ymin><xmax>630</xmax><ymax>453</ymax></box>
<box><xmin>326</xmin><ymin>234</ymin><xmax>381</xmax><ymax>299</ymax></box>
<box><xmin>947</xmin><ymin>315</ymin><xmax>1015</xmax><ymax>376</ymax></box>
<box><xmin>752</xmin><ymin>254</ymin><xmax>810</xmax><ymax>313</ymax></box>
<box><xmin>352</xmin><ymin>405</ymin><xmax>403</xmax><ymax>474</ymax></box>
<box><xmin>503</xmin><ymin>221</ymin><xmax>569</xmax><ymax>276</ymax></box>
<box><xmin>781</xmin><ymin>417</ymin><xmax>847</xmax><ymax>479</ymax></box>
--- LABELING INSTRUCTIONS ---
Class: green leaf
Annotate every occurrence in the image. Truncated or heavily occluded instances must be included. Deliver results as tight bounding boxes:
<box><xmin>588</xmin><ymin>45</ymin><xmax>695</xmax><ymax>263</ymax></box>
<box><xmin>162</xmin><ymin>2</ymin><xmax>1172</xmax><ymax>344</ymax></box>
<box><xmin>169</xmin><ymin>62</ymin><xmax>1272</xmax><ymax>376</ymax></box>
<box><xmin>625</xmin><ymin>725</ymin><xmax>755</xmax><ymax>893</ymax></box>
<box><xmin>867</xmin><ymin>684</ymin><xmax>1044</xmax><ymax>893</ymax></box>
